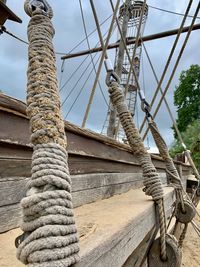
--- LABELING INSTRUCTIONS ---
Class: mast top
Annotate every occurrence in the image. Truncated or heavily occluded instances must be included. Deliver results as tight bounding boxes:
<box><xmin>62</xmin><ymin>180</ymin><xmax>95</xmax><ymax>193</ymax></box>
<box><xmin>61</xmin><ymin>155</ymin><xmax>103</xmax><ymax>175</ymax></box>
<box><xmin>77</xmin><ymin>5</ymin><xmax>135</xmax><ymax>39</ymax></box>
<box><xmin>119</xmin><ymin>0</ymin><xmax>148</xmax><ymax>26</ymax></box>
<box><xmin>0</xmin><ymin>0</ymin><xmax>22</xmax><ymax>25</ymax></box>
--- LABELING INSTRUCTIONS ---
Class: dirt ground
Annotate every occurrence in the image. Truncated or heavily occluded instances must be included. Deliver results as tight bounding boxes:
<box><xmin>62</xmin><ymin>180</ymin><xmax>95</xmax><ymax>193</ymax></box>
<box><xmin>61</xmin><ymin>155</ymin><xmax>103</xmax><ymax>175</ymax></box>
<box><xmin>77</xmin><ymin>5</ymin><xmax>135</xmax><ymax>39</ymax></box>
<box><xmin>181</xmin><ymin>205</ymin><xmax>200</xmax><ymax>267</ymax></box>
<box><xmin>0</xmin><ymin>206</ymin><xmax>199</xmax><ymax>267</ymax></box>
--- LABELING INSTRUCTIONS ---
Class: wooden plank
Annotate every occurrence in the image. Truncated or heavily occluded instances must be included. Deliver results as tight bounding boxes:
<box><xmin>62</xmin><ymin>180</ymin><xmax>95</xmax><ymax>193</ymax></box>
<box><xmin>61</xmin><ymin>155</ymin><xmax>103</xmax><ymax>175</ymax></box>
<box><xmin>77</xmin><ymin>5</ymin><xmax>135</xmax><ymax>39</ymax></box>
<box><xmin>0</xmin><ymin>177</ymin><xmax>29</xmax><ymax>206</ymax></box>
<box><xmin>123</xmin><ymin>227</ymin><xmax>157</xmax><ymax>267</ymax></box>
<box><xmin>0</xmin><ymin>102</ymin><xmax>191</xmax><ymax>172</ymax></box>
<box><xmin>0</xmin><ymin>188</ymin><xmax>176</xmax><ymax>266</ymax></box>
<box><xmin>72</xmin><ymin>180</ymin><xmax>143</xmax><ymax>208</ymax></box>
<box><xmin>75</xmin><ymin>188</ymin><xmax>175</xmax><ymax>267</ymax></box>
<box><xmin>0</xmin><ymin>142</ymin><xmax>32</xmax><ymax>158</ymax></box>
<box><xmin>0</xmin><ymin>203</ymin><xmax>22</xmax><ymax>233</ymax></box>
<box><xmin>0</xmin><ymin>93</ymin><xmax>26</xmax><ymax>116</ymax></box>
<box><xmin>72</xmin><ymin>173</ymin><xmax>143</xmax><ymax>191</ymax></box>
<box><xmin>0</xmin><ymin>159</ymin><xmax>31</xmax><ymax>178</ymax></box>
<box><xmin>0</xmin><ymin>173</ymin><xmax>168</xmax><ymax>208</ymax></box>
<box><xmin>0</xmin><ymin>110</ymin><xmax>30</xmax><ymax>145</ymax></box>
<box><xmin>0</xmin><ymin>173</ymin><xmax>144</xmax><ymax>207</ymax></box>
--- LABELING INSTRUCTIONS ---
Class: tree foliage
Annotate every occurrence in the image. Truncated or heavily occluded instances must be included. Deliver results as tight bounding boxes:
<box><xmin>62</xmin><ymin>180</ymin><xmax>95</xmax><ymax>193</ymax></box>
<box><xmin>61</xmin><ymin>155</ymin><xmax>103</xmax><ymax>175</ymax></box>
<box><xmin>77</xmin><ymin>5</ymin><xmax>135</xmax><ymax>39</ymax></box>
<box><xmin>170</xmin><ymin>120</ymin><xmax>200</xmax><ymax>170</ymax></box>
<box><xmin>174</xmin><ymin>64</ymin><xmax>200</xmax><ymax>135</ymax></box>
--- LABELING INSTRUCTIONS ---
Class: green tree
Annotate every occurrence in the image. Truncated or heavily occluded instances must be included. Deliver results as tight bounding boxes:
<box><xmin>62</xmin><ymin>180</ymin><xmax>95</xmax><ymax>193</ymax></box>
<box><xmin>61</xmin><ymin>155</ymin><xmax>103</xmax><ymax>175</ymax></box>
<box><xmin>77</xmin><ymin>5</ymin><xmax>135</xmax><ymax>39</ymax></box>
<box><xmin>174</xmin><ymin>64</ymin><xmax>200</xmax><ymax>135</ymax></box>
<box><xmin>170</xmin><ymin>120</ymin><xmax>200</xmax><ymax>170</ymax></box>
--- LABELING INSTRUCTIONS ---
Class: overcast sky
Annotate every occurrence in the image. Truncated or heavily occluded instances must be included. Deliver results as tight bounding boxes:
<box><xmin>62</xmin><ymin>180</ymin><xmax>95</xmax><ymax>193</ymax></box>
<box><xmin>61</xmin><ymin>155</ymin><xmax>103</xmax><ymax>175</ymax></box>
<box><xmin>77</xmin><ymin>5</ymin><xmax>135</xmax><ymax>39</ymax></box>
<box><xmin>1</xmin><ymin>0</ymin><xmax>200</xmax><ymax>151</ymax></box>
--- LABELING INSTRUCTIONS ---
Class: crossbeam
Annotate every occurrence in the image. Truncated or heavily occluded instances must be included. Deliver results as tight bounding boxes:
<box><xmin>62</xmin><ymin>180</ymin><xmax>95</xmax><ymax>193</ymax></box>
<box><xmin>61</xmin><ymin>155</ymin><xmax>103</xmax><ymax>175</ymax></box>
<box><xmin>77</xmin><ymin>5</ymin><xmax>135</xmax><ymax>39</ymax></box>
<box><xmin>61</xmin><ymin>23</ymin><xmax>200</xmax><ymax>60</ymax></box>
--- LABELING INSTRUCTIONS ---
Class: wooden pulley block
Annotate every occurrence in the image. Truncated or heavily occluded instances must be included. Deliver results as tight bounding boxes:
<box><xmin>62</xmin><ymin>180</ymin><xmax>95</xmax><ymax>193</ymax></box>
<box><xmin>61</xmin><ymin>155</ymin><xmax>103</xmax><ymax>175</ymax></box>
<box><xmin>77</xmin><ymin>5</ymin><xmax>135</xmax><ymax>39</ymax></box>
<box><xmin>175</xmin><ymin>200</ymin><xmax>196</xmax><ymax>224</ymax></box>
<box><xmin>196</xmin><ymin>187</ymin><xmax>200</xmax><ymax>197</ymax></box>
<box><xmin>148</xmin><ymin>234</ymin><xmax>182</xmax><ymax>267</ymax></box>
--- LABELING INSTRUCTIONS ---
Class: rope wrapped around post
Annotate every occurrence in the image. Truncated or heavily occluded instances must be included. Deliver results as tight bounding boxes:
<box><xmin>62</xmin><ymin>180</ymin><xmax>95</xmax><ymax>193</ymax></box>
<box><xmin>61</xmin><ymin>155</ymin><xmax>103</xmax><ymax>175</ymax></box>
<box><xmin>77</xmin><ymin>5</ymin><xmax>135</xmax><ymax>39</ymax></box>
<box><xmin>16</xmin><ymin>1</ymin><xmax>79</xmax><ymax>266</ymax></box>
<box><xmin>107</xmin><ymin>81</ymin><xmax>168</xmax><ymax>261</ymax></box>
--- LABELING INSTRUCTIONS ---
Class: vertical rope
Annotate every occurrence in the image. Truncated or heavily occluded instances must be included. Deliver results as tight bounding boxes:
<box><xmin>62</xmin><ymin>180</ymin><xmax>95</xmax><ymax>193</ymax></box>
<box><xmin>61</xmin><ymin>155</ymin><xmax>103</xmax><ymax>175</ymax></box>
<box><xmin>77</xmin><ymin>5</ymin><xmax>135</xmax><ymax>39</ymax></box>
<box><xmin>16</xmin><ymin>1</ymin><xmax>79</xmax><ymax>266</ymax></box>
<box><xmin>108</xmin><ymin>81</ymin><xmax>167</xmax><ymax>260</ymax></box>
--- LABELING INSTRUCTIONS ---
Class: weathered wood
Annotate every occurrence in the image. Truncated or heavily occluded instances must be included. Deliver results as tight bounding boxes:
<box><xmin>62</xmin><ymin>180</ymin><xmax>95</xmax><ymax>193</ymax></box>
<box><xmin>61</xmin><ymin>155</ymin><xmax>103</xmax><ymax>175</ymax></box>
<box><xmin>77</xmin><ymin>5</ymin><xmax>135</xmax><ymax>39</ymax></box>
<box><xmin>0</xmin><ymin>93</ymin><xmax>26</xmax><ymax>116</ymax></box>
<box><xmin>0</xmin><ymin>173</ymin><xmax>144</xmax><ymax>208</ymax></box>
<box><xmin>0</xmin><ymin>203</ymin><xmax>22</xmax><ymax>233</ymax></box>
<box><xmin>72</xmin><ymin>180</ymin><xmax>143</xmax><ymax>208</ymax></box>
<box><xmin>0</xmin><ymin>177</ymin><xmax>29</xmax><ymax>206</ymax></box>
<box><xmin>123</xmin><ymin>227</ymin><xmax>158</xmax><ymax>267</ymax></box>
<box><xmin>61</xmin><ymin>23</ymin><xmax>200</xmax><ymax>60</ymax></box>
<box><xmin>0</xmin><ymin>158</ymin><xmax>31</xmax><ymax>178</ymax></box>
<box><xmin>0</xmin><ymin>152</ymin><xmax>168</xmax><ymax>178</ymax></box>
<box><xmin>0</xmin><ymin>94</ymin><xmax>192</xmax><ymax>176</ymax></box>
<box><xmin>75</xmin><ymin>188</ymin><xmax>175</xmax><ymax>267</ymax></box>
<box><xmin>0</xmin><ymin>188</ymin><xmax>176</xmax><ymax>267</ymax></box>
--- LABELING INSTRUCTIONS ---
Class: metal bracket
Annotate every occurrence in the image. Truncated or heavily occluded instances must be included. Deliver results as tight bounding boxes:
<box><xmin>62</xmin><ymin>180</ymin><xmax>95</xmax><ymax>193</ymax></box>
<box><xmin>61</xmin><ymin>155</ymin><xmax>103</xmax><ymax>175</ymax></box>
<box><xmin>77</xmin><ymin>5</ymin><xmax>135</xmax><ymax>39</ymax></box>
<box><xmin>29</xmin><ymin>0</ymin><xmax>49</xmax><ymax>13</ymax></box>
<box><xmin>106</xmin><ymin>71</ymin><xmax>120</xmax><ymax>87</ymax></box>
<box><xmin>141</xmin><ymin>99</ymin><xmax>152</xmax><ymax>119</ymax></box>
<box><xmin>25</xmin><ymin>0</ymin><xmax>53</xmax><ymax>18</ymax></box>
<box><xmin>15</xmin><ymin>232</ymin><xmax>30</xmax><ymax>248</ymax></box>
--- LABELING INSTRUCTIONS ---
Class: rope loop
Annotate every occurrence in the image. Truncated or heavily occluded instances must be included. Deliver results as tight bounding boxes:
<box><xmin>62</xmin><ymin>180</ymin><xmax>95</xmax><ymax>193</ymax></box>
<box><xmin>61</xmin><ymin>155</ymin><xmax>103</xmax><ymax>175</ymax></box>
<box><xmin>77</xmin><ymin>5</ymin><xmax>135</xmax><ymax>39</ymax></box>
<box><xmin>24</xmin><ymin>0</ymin><xmax>53</xmax><ymax>18</ymax></box>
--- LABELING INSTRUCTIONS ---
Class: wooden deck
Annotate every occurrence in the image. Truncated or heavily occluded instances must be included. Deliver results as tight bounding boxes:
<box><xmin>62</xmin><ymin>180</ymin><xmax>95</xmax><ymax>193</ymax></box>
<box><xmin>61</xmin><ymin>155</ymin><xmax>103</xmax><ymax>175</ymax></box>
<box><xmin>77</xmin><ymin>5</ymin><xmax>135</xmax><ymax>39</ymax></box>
<box><xmin>0</xmin><ymin>93</ymin><xmax>192</xmax><ymax>266</ymax></box>
<box><xmin>0</xmin><ymin>187</ymin><xmax>174</xmax><ymax>267</ymax></box>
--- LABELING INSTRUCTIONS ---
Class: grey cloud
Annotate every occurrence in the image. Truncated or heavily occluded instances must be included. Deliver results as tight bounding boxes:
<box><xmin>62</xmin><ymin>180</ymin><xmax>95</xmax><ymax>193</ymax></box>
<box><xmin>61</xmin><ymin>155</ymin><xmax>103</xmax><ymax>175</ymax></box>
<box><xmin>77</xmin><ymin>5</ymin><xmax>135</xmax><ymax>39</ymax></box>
<box><xmin>0</xmin><ymin>0</ymin><xmax>199</xmax><ymax>149</ymax></box>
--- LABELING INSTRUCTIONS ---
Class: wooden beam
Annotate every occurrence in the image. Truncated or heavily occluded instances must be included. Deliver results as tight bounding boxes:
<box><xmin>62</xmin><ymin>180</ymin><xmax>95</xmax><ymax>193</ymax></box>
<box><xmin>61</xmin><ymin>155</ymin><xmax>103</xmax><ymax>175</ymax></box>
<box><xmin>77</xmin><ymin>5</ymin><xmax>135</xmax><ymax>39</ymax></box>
<box><xmin>61</xmin><ymin>23</ymin><xmax>200</xmax><ymax>60</ymax></box>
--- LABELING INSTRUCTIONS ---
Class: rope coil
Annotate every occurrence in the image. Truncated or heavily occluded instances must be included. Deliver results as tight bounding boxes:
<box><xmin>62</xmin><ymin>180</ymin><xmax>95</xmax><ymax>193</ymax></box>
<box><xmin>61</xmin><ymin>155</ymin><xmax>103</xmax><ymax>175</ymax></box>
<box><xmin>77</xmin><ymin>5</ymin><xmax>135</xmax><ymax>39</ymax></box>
<box><xmin>16</xmin><ymin>1</ymin><xmax>79</xmax><ymax>266</ymax></box>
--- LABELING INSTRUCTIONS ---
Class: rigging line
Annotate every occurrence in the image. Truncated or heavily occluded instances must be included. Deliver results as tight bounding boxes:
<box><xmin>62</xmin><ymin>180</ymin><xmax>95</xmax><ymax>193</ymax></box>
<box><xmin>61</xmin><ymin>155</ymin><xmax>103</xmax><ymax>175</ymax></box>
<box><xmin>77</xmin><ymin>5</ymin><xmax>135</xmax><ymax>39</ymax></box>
<box><xmin>148</xmin><ymin>5</ymin><xmax>200</xmax><ymax>20</ymax></box>
<box><xmin>142</xmin><ymin>1</ymin><xmax>200</xmax><ymax>141</ymax></box>
<box><xmin>79</xmin><ymin>0</ymin><xmax>108</xmax><ymax>109</ymax></box>
<box><xmin>60</xmin><ymin>54</ymin><xmax>90</xmax><ymax>93</ymax></box>
<box><xmin>61</xmin><ymin>52</ymin><xmax>99</xmax><ymax>107</ymax></box>
<box><xmin>142</xmin><ymin>44</ymin><xmax>189</xmax><ymax>152</ymax></box>
<box><xmin>61</xmin><ymin>28</ymin><xmax>113</xmax><ymax>108</ymax></box>
<box><xmin>64</xmin><ymin>53</ymin><xmax>102</xmax><ymax>119</ymax></box>
<box><xmin>108</xmin><ymin>0</ymin><xmax>146</xmax><ymax>99</ymax></box>
<box><xmin>109</xmin><ymin>0</ymin><xmax>147</xmax><ymax>138</ymax></box>
<box><xmin>123</xmin><ymin>0</ymin><xmax>147</xmax><ymax>98</ymax></box>
<box><xmin>116</xmin><ymin>3</ymin><xmax>200</xmax><ymax>180</ymax></box>
<box><xmin>1</xmin><ymin>26</ymin><xmax>28</xmax><ymax>45</ymax></box>
<box><xmin>59</xmin><ymin>59</ymin><xmax>65</xmax><ymax>89</ymax></box>
<box><xmin>1</xmin><ymin>14</ymin><xmax>113</xmax><ymax>56</ymax></box>
<box><xmin>60</xmin><ymin>29</ymin><xmax>110</xmax><ymax>94</ymax></box>
<box><xmin>63</xmin><ymin>13</ymin><xmax>113</xmax><ymax>56</ymax></box>
<box><xmin>141</xmin><ymin>42</ymin><xmax>200</xmax><ymax>179</ymax></box>
<box><xmin>0</xmin><ymin>26</ymin><xmax>68</xmax><ymax>56</ymax></box>
<box><xmin>139</xmin><ymin>0</ymin><xmax>194</xmax><ymax>134</ymax></box>
<box><xmin>81</xmin><ymin>0</ymin><xmax>121</xmax><ymax>128</ymax></box>
<box><xmin>191</xmin><ymin>221</ymin><xmax>200</xmax><ymax>237</ymax></box>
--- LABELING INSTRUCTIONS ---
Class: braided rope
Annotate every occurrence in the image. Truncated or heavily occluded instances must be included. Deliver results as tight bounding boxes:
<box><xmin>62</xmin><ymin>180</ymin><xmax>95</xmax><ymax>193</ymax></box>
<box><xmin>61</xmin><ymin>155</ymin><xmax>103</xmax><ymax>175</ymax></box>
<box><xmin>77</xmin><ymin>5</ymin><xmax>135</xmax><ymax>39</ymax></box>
<box><xmin>17</xmin><ymin>2</ymin><xmax>79</xmax><ymax>266</ymax></box>
<box><xmin>148</xmin><ymin>121</ymin><xmax>185</xmax><ymax>210</ymax></box>
<box><xmin>108</xmin><ymin>81</ymin><xmax>167</xmax><ymax>260</ymax></box>
<box><xmin>178</xmin><ymin>223</ymin><xmax>188</xmax><ymax>248</ymax></box>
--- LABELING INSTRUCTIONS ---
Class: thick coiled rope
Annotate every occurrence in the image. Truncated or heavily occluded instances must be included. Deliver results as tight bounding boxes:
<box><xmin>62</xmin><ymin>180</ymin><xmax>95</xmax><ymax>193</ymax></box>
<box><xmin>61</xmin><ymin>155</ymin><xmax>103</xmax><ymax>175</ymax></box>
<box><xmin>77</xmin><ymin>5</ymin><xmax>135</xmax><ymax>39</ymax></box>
<box><xmin>17</xmin><ymin>2</ymin><xmax>79</xmax><ymax>266</ymax></box>
<box><xmin>108</xmin><ymin>81</ymin><xmax>167</xmax><ymax>261</ymax></box>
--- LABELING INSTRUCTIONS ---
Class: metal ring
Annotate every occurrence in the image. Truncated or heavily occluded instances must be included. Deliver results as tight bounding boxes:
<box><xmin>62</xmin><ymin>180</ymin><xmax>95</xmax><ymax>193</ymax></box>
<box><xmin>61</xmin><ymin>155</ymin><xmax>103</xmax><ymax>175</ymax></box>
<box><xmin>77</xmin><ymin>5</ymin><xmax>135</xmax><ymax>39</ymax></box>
<box><xmin>106</xmin><ymin>71</ymin><xmax>120</xmax><ymax>86</ymax></box>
